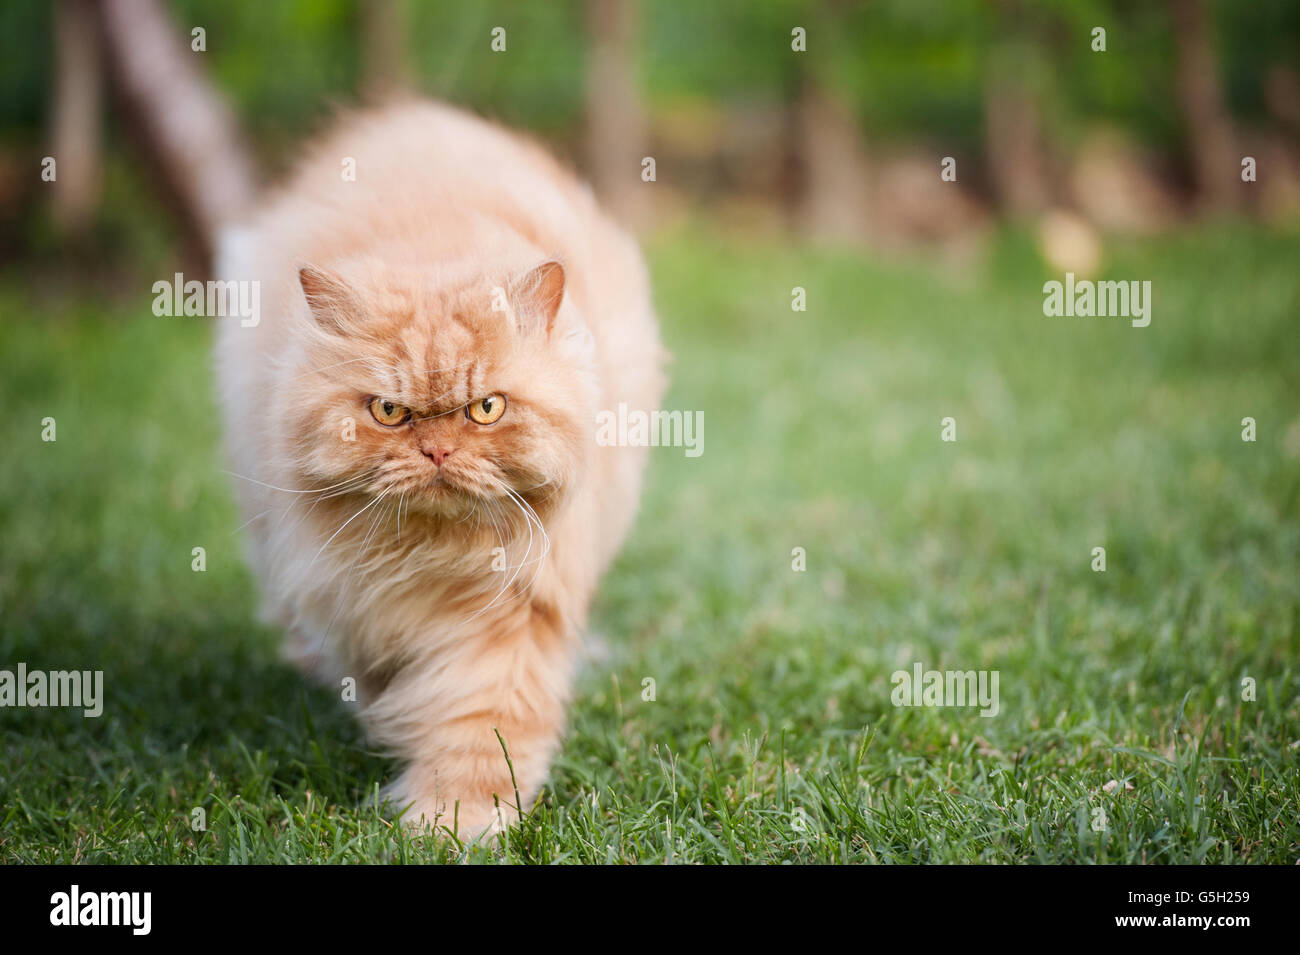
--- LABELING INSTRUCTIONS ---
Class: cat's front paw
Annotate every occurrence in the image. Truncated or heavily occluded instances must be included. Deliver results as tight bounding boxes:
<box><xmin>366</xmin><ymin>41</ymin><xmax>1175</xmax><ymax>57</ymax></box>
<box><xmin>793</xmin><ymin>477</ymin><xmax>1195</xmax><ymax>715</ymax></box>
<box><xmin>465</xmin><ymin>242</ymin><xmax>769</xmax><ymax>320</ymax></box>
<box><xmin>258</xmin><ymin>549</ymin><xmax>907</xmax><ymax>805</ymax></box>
<box><xmin>383</xmin><ymin>777</ymin><xmax>520</xmax><ymax>843</ymax></box>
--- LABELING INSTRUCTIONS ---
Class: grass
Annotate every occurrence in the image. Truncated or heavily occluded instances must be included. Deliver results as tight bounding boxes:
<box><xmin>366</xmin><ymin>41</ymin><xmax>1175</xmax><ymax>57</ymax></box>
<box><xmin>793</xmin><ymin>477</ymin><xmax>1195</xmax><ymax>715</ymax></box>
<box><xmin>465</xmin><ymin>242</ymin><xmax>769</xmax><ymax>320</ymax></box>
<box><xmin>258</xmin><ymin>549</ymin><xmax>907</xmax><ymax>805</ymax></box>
<box><xmin>1</xmin><ymin>225</ymin><xmax>1297</xmax><ymax>863</ymax></box>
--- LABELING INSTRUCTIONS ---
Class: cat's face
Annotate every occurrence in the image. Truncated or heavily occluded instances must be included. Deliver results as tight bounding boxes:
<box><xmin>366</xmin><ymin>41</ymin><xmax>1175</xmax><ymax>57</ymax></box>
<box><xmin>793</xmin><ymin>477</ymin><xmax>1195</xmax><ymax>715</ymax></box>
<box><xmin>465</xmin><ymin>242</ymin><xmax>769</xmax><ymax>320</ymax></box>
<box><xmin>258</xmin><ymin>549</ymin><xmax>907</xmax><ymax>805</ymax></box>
<box><xmin>285</xmin><ymin>260</ymin><xmax>593</xmax><ymax>519</ymax></box>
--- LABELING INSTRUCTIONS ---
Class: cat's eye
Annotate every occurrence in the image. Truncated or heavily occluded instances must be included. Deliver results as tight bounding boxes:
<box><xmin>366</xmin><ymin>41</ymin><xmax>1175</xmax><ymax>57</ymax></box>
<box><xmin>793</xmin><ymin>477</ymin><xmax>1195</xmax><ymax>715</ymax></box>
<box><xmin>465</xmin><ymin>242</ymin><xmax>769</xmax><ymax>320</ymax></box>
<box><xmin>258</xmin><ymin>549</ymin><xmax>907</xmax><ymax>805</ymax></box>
<box><xmin>466</xmin><ymin>393</ymin><xmax>507</xmax><ymax>425</ymax></box>
<box><xmin>369</xmin><ymin>396</ymin><xmax>410</xmax><ymax>426</ymax></box>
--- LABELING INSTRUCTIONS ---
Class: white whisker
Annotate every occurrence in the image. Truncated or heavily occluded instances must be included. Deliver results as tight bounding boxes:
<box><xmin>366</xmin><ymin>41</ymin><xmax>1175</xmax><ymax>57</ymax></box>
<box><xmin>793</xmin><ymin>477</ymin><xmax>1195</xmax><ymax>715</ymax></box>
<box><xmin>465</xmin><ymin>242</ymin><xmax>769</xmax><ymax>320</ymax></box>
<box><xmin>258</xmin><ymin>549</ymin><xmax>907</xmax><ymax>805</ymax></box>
<box><xmin>223</xmin><ymin>470</ymin><xmax>367</xmax><ymax>496</ymax></box>
<box><xmin>304</xmin><ymin>491</ymin><xmax>388</xmax><ymax>575</ymax></box>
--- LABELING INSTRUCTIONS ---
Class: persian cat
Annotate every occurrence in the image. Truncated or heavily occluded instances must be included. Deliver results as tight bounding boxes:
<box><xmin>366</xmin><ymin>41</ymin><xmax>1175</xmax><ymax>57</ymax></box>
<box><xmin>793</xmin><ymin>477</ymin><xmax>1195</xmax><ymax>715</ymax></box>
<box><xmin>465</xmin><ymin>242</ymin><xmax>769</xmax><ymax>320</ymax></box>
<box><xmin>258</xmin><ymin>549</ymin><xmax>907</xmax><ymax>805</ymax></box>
<box><xmin>215</xmin><ymin>100</ymin><xmax>665</xmax><ymax>837</ymax></box>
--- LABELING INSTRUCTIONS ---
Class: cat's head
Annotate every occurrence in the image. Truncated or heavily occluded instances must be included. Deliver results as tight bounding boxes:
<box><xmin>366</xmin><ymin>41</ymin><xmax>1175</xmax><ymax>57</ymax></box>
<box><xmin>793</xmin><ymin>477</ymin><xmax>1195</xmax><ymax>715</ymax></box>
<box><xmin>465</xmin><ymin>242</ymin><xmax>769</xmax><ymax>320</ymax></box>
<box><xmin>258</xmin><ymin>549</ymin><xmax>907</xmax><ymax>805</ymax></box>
<box><xmin>283</xmin><ymin>258</ymin><xmax>595</xmax><ymax>519</ymax></box>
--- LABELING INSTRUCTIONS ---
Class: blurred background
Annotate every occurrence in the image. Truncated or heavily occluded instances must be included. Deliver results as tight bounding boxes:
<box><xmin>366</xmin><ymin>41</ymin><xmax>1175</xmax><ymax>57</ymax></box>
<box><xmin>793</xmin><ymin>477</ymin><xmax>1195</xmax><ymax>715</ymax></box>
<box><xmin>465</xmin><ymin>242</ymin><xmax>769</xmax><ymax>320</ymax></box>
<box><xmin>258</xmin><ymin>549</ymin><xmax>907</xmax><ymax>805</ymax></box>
<box><xmin>2</xmin><ymin>0</ymin><xmax>1299</xmax><ymax>280</ymax></box>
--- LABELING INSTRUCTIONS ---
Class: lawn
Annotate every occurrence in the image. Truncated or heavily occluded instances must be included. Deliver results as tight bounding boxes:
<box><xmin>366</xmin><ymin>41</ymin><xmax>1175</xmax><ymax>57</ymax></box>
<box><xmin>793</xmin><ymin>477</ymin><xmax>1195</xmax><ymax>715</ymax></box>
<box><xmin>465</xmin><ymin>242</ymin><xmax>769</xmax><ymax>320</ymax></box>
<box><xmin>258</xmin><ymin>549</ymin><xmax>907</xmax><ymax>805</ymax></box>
<box><xmin>1</xmin><ymin>225</ymin><xmax>1297</xmax><ymax>863</ymax></box>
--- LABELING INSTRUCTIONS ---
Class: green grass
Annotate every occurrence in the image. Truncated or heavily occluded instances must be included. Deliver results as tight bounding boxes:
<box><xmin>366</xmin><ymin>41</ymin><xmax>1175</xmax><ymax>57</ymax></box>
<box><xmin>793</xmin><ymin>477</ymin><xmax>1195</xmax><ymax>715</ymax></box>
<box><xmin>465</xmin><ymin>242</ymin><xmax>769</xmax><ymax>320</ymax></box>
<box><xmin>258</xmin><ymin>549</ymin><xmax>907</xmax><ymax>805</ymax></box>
<box><xmin>1</xmin><ymin>226</ymin><xmax>1297</xmax><ymax>863</ymax></box>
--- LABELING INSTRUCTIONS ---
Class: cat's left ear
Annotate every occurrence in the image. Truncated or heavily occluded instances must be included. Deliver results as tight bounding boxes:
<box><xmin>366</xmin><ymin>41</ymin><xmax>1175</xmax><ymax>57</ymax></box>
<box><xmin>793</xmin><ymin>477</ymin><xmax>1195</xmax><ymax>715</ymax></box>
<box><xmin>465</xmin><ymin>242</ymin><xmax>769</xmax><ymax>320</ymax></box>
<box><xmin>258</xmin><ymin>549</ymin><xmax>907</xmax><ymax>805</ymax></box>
<box><xmin>508</xmin><ymin>260</ymin><xmax>565</xmax><ymax>336</ymax></box>
<box><xmin>299</xmin><ymin>264</ymin><xmax>359</xmax><ymax>335</ymax></box>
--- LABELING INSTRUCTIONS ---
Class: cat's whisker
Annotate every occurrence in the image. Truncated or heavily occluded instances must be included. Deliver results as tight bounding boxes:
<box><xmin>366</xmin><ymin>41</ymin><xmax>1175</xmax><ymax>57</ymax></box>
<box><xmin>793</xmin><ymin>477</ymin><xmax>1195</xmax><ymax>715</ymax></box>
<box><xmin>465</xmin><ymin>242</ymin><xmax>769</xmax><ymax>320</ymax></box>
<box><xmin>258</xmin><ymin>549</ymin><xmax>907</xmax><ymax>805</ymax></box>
<box><xmin>497</xmin><ymin>491</ymin><xmax>534</xmax><ymax>598</ymax></box>
<box><xmin>230</xmin><ymin>472</ymin><xmax>375</xmax><ymax>575</ymax></box>
<box><xmin>505</xmin><ymin>486</ymin><xmax>552</xmax><ymax>594</ymax></box>
<box><xmin>222</xmin><ymin>470</ymin><xmax>365</xmax><ymax>496</ymax></box>
<box><xmin>504</xmin><ymin>484</ymin><xmax>550</xmax><ymax>558</ymax></box>
<box><xmin>483</xmin><ymin>501</ymin><xmax>513</xmax><ymax>596</ymax></box>
<box><xmin>313</xmin><ymin>477</ymin><xmax>375</xmax><ymax>502</ymax></box>
<box><xmin>454</xmin><ymin>495</ymin><xmax>480</xmax><ymax>526</ymax></box>
<box><xmin>411</xmin><ymin>404</ymin><xmax>468</xmax><ymax>423</ymax></box>
<box><xmin>456</xmin><ymin>506</ymin><xmax>510</xmax><ymax>624</ymax></box>
<box><xmin>492</xmin><ymin>485</ymin><xmax>553</xmax><ymax>578</ymax></box>
<box><xmin>305</xmin><ymin>491</ymin><xmax>389</xmax><ymax>576</ymax></box>
<box><xmin>461</xmin><ymin>490</ymin><xmax>538</xmax><ymax>623</ymax></box>
<box><xmin>285</xmin><ymin>356</ymin><xmax>384</xmax><ymax>382</ymax></box>
<box><xmin>231</xmin><ymin>508</ymin><xmax>274</xmax><ymax>534</ymax></box>
<box><xmin>317</xmin><ymin>492</ymin><xmax>394</xmax><ymax>654</ymax></box>
<box><xmin>268</xmin><ymin>473</ymin><xmax>375</xmax><ymax>562</ymax></box>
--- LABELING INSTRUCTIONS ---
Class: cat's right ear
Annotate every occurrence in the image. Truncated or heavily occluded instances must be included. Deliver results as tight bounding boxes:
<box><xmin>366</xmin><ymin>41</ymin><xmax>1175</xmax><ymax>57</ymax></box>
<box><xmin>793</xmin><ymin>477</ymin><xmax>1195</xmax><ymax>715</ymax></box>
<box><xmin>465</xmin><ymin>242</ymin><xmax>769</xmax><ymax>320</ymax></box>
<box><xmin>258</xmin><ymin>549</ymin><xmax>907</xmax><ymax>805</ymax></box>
<box><xmin>299</xmin><ymin>265</ymin><xmax>356</xmax><ymax>335</ymax></box>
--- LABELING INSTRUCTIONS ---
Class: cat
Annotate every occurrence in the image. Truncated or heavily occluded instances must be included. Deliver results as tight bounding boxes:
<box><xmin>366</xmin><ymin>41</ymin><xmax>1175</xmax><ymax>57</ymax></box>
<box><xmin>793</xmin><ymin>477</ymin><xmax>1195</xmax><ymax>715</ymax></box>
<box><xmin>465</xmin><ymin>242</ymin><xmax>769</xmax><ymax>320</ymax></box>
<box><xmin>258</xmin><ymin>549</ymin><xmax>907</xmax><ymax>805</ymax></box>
<box><xmin>215</xmin><ymin>99</ymin><xmax>666</xmax><ymax>839</ymax></box>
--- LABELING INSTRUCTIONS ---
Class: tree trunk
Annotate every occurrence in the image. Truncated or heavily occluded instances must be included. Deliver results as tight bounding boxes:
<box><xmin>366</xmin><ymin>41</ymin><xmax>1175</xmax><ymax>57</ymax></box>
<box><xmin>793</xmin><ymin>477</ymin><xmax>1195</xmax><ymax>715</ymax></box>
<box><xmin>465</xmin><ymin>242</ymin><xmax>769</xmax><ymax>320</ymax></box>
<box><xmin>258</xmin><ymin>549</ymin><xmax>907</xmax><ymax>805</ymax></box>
<box><xmin>1169</xmin><ymin>0</ymin><xmax>1237</xmax><ymax>212</ymax></box>
<box><xmin>794</xmin><ymin>78</ymin><xmax>872</xmax><ymax>243</ymax></box>
<box><xmin>984</xmin><ymin>50</ymin><xmax>1051</xmax><ymax>218</ymax></box>
<box><xmin>97</xmin><ymin>0</ymin><xmax>258</xmax><ymax>271</ymax></box>
<box><xmin>360</xmin><ymin>0</ymin><xmax>412</xmax><ymax>103</ymax></box>
<box><xmin>584</xmin><ymin>0</ymin><xmax>651</xmax><ymax>228</ymax></box>
<box><xmin>50</xmin><ymin>0</ymin><xmax>103</xmax><ymax>239</ymax></box>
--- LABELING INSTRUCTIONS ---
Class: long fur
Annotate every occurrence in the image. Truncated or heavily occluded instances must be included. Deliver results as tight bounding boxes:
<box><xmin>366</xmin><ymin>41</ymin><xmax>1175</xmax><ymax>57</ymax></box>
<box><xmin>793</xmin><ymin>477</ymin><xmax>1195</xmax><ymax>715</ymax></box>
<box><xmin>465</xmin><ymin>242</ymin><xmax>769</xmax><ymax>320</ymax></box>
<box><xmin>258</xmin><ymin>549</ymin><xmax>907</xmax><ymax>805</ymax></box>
<box><xmin>215</xmin><ymin>100</ymin><xmax>666</xmax><ymax>837</ymax></box>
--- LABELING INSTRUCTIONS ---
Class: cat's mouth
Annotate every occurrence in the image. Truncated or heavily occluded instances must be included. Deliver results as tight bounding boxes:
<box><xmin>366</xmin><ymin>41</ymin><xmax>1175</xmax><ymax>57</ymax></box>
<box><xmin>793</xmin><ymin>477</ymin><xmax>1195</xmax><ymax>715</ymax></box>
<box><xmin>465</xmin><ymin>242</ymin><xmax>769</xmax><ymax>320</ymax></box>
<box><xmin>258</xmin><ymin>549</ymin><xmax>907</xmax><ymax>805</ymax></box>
<box><xmin>427</xmin><ymin>462</ymin><xmax>475</xmax><ymax>494</ymax></box>
<box><xmin>358</xmin><ymin>459</ymin><xmax>520</xmax><ymax>516</ymax></box>
<box><xmin>426</xmin><ymin>475</ymin><xmax>471</xmax><ymax>502</ymax></box>
<box><xmin>410</xmin><ymin>470</ymin><xmax>465</xmax><ymax>501</ymax></box>
<box><xmin>393</xmin><ymin>466</ymin><xmax>504</xmax><ymax>514</ymax></box>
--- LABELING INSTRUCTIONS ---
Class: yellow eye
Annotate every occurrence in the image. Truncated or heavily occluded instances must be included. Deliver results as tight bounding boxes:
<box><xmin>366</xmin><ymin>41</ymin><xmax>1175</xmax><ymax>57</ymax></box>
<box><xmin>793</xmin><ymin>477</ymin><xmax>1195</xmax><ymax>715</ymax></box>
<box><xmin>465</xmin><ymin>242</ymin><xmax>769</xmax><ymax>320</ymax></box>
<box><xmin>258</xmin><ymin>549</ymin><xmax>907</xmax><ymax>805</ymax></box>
<box><xmin>466</xmin><ymin>393</ymin><xmax>507</xmax><ymax>425</ymax></box>
<box><xmin>369</xmin><ymin>396</ymin><xmax>410</xmax><ymax>426</ymax></box>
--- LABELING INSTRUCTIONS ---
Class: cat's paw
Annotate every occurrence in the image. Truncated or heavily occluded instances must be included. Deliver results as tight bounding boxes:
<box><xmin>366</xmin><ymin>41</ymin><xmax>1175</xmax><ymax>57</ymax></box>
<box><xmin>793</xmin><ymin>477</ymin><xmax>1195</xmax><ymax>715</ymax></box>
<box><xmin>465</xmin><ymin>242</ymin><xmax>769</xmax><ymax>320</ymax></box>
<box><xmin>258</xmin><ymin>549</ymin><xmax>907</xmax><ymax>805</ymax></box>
<box><xmin>403</xmin><ymin>799</ymin><xmax>512</xmax><ymax>843</ymax></box>
<box><xmin>381</xmin><ymin>778</ymin><xmax>518</xmax><ymax>843</ymax></box>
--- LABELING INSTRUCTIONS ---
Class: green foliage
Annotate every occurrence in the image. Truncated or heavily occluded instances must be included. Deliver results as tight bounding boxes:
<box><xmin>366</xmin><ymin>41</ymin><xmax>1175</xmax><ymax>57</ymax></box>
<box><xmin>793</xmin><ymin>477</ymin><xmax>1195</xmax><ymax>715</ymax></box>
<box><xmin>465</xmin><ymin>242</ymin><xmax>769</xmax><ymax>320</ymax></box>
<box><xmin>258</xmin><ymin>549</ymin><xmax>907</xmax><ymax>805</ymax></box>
<box><xmin>171</xmin><ymin>0</ymin><xmax>359</xmax><ymax>156</ymax></box>
<box><xmin>3</xmin><ymin>0</ymin><xmax>1298</xmax><ymax>262</ymax></box>
<box><xmin>3</xmin><ymin>0</ymin><xmax>1297</xmax><ymax>148</ymax></box>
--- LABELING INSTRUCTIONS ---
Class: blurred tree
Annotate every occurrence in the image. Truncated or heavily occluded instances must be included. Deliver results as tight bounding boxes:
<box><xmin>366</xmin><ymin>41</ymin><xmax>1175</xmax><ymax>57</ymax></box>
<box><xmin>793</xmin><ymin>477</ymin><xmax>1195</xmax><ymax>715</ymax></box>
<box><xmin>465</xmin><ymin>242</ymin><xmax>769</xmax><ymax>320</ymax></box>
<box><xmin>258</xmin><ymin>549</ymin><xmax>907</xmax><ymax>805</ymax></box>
<box><xmin>360</xmin><ymin>0</ymin><xmax>413</xmax><ymax>103</ymax></box>
<box><xmin>983</xmin><ymin>4</ymin><xmax>1051</xmax><ymax>218</ymax></box>
<box><xmin>584</xmin><ymin>0</ymin><xmax>650</xmax><ymax>227</ymax></box>
<box><xmin>98</xmin><ymin>0</ymin><xmax>258</xmax><ymax>270</ymax></box>
<box><xmin>50</xmin><ymin>0</ymin><xmax>102</xmax><ymax>240</ymax></box>
<box><xmin>792</xmin><ymin>3</ymin><xmax>872</xmax><ymax>242</ymax></box>
<box><xmin>2</xmin><ymin>0</ymin><xmax>1297</xmax><ymax>270</ymax></box>
<box><xmin>1169</xmin><ymin>0</ymin><xmax>1238</xmax><ymax>212</ymax></box>
<box><xmin>794</xmin><ymin>76</ymin><xmax>872</xmax><ymax>242</ymax></box>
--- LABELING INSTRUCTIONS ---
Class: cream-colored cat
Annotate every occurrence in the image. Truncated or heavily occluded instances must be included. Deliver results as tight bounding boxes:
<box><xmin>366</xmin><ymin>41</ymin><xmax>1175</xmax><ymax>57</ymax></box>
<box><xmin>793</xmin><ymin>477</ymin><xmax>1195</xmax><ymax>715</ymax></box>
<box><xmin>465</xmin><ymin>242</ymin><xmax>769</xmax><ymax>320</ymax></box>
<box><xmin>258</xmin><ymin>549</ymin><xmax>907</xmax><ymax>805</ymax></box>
<box><xmin>215</xmin><ymin>100</ymin><xmax>665</xmax><ymax>838</ymax></box>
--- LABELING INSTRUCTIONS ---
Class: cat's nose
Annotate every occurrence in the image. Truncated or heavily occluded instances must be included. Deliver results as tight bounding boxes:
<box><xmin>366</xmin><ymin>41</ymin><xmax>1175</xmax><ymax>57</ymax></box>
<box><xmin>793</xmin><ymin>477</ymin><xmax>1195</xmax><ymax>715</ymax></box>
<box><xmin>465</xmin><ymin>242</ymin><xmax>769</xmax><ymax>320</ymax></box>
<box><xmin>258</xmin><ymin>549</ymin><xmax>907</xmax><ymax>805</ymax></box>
<box><xmin>424</xmin><ymin>446</ymin><xmax>455</xmax><ymax>467</ymax></box>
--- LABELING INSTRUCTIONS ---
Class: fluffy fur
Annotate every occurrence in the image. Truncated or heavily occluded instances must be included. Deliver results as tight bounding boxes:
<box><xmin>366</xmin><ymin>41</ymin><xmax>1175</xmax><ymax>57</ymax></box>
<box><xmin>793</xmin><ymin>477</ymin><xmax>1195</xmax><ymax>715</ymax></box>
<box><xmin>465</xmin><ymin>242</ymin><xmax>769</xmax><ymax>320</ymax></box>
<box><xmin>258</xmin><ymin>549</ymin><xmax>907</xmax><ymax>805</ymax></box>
<box><xmin>215</xmin><ymin>100</ymin><xmax>665</xmax><ymax>838</ymax></box>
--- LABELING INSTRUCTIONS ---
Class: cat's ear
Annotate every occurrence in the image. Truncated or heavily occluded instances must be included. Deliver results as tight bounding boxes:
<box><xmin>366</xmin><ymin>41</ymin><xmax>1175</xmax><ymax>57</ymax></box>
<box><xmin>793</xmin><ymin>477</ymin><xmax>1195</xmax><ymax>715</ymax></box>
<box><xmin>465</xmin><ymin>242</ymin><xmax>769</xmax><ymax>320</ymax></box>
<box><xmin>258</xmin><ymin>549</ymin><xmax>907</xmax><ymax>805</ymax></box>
<box><xmin>508</xmin><ymin>260</ymin><xmax>565</xmax><ymax>336</ymax></box>
<box><xmin>299</xmin><ymin>265</ymin><xmax>357</xmax><ymax>335</ymax></box>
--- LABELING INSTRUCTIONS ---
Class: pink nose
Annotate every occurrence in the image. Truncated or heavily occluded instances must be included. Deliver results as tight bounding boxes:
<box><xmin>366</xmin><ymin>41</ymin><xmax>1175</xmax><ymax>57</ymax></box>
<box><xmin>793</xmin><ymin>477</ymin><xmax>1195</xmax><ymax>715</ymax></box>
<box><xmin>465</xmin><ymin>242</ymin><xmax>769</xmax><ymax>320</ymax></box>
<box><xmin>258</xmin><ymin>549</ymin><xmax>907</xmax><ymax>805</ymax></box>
<box><xmin>425</xmin><ymin>446</ymin><xmax>454</xmax><ymax>467</ymax></box>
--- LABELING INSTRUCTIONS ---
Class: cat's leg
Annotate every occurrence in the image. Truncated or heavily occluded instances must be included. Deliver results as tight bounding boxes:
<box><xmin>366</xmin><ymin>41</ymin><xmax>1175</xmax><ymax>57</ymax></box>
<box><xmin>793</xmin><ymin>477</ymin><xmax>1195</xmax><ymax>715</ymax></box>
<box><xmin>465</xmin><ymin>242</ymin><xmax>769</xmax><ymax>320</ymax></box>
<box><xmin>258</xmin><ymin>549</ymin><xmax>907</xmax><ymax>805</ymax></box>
<box><xmin>369</xmin><ymin>603</ymin><xmax>574</xmax><ymax>840</ymax></box>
